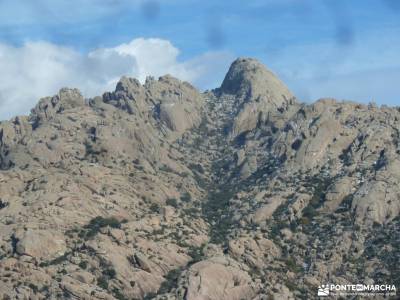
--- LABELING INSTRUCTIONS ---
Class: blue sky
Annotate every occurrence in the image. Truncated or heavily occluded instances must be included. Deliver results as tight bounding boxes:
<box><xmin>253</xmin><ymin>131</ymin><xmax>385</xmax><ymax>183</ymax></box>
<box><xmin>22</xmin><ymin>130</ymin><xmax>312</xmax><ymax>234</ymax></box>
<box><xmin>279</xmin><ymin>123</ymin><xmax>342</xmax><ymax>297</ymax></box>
<box><xmin>0</xmin><ymin>0</ymin><xmax>399</xmax><ymax>119</ymax></box>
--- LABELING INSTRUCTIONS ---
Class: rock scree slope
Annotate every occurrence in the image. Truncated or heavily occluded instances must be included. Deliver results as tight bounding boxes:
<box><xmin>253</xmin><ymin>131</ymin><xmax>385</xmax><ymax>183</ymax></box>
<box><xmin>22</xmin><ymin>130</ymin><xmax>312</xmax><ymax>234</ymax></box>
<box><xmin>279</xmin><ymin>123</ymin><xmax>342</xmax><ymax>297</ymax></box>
<box><xmin>0</xmin><ymin>57</ymin><xmax>399</xmax><ymax>299</ymax></box>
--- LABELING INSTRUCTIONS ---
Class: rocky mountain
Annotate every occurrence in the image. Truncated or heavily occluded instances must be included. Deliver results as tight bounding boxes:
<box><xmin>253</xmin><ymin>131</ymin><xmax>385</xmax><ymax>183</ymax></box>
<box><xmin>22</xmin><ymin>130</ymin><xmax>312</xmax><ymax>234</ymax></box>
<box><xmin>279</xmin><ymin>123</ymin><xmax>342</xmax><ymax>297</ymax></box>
<box><xmin>0</xmin><ymin>57</ymin><xmax>399</xmax><ymax>299</ymax></box>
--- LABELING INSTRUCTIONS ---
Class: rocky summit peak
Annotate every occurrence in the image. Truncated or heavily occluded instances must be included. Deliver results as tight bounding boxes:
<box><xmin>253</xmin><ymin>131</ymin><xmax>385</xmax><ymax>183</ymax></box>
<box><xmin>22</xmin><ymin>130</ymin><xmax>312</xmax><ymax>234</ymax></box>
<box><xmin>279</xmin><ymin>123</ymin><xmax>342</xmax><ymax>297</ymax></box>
<box><xmin>217</xmin><ymin>58</ymin><xmax>298</xmax><ymax>137</ymax></box>
<box><xmin>220</xmin><ymin>57</ymin><xmax>265</xmax><ymax>93</ymax></box>
<box><xmin>219</xmin><ymin>57</ymin><xmax>295</xmax><ymax>106</ymax></box>
<box><xmin>0</xmin><ymin>58</ymin><xmax>399</xmax><ymax>300</ymax></box>
<box><xmin>115</xmin><ymin>76</ymin><xmax>142</xmax><ymax>93</ymax></box>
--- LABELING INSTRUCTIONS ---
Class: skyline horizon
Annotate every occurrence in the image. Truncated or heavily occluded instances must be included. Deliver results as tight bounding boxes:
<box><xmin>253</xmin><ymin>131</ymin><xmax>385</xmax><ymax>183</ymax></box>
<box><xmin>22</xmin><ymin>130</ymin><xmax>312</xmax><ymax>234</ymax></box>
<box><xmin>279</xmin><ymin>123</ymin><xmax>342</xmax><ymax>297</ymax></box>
<box><xmin>0</xmin><ymin>0</ymin><xmax>399</xmax><ymax>119</ymax></box>
<box><xmin>1</xmin><ymin>54</ymin><xmax>399</xmax><ymax>122</ymax></box>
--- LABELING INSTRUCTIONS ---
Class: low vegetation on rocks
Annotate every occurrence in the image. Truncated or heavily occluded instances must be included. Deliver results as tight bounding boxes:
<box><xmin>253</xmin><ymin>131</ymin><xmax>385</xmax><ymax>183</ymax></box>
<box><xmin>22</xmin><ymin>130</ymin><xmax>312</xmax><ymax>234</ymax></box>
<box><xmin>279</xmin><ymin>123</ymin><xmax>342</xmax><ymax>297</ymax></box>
<box><xmin>0</xmin><ymin>58</ymin><xmax>399</xmax><ymax>299</ymax></box>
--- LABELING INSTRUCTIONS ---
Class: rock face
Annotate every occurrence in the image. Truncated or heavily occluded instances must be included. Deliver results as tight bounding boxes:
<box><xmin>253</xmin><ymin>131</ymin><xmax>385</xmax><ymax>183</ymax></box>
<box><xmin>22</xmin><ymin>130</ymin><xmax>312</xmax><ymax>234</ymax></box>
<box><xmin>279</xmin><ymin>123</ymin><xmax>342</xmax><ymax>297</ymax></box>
<box><xmin>184</xmin><ymin>259</ymin><xmax>258</xmax><ymax>300</ymax></box>
<box><xmin>219</xmin><ymin>58</ymin><xmax>297</xmax><ymax>136</ymax></box>
<box><xmin>102</xmin><ymin>74</ymin><xmax>204</xmax><ymax>139</ymax></box>
<box><xmin>15</xmin><ymin>230</ymin><xmax>67</xmax><ymax>261</ymax></box>
<box><xmin>31</xmin><ymin>88</ymin><xmax>85</xmax><ymax>125</ymax></box>
<box><xmin>220</xmin><ymin>58</ymin><xmax>293</xmax><ymax>106</ymax></box>
<box><xmin>0</xmin><ymin>57</ymin><xmax>399</xmax><ymax>299</ymax></box>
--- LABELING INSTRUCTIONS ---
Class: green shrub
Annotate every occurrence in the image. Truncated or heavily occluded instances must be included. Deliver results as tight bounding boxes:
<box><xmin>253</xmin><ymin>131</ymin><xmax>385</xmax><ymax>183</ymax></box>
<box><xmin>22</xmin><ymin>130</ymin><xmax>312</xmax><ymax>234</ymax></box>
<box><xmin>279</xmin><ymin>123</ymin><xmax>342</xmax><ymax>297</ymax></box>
<box><xmin>112</xmin><ymin>288</ymin><xmax>127</xmax><ymax>300</ymax></box>
<box><xmin>97</xmin><ymin>276</ymin><xmax>108</xmax><ymax>290</ymax></box>
<box><xmin>39</xmin><ymin>252</ymin><xmax>70</xmax><ymax>267</ymax></box>
<box><xmin>284</xmin><ymin>279</ymin><xmax>297</xmax><ymax>291</ymax></box>
<box><xmin>335</xmin><ymin>194</ymin><xmax>353</xmax><ymax>213</ymax></box>
<box><xmin>144</xmin><ymin>293</ymin><xmax>157</xmax><ymax>300</ymax></box>
<box><xmin>189</xmin><ymin>163</ymin><xmax>204</xmax><ymax>174</ymax></box>
<box><xmin>84</xmin><ymin>140</ymin><xmax>101</xmax><ymax>156</ymax></box>
<box><xmin>302</xmin><ymin>205</ymin><xmax>317</xmax><ymax>219</ymax></box>
<box><xmin>79</xmin><ymin>261</ymin><xmax>88</xmax><ymax>270</ymax></box>
<box><xmin>284</xmin><ymin>257</ymin><xmax>302</xmax><ymax>273</ymax></box>
<box><xmin>28</xmin><ymin>283</ymin><xmax>38</xmax><ymax>294</ymax></box>
<box><xmin>157</xmin><ymin>268</ymin><xmax>182</xmax><ymax>294</ymax></box>
<box><xmin>149</xmin><ymin>203</ymin><xmax>160</xmax><ymax>213</ymax></box>
<box><xmin>291</xmin><ymin>139</ymin><xmax>302</xmax><ymax>151</ymax></box>
<box><xmin>202</xmin><ymin>187</ymin><xmax>235</xmax><ymax>244</ymax></box>
<box><xmin>188</xmin><ymin>244</ymin><xmax>206</xmax><ymax>264</ymax></box>
<box><xmin>83</xmin><ymin>216</ymin><xmax>123</xmax><ymax>239</ymax></box>
<box><xmin>166</xmin><ymin>198</ymin><xmax>178</xmax><ymax>208</ymax></box>
<box><xmin>0</xmin><ymin>199</ymin><xmax>8</xmax><ymax>209</ymax></box>
<box><xmin>159</xmin><ymin>164</ymin><xmax>174</xmax><ymax>173</ymax></box>
<box><xmin>102</xmin><ymin>268</ymin><xmax>116</xmax><ymax>279</ymax></box>
<box><xmin>299</xmin><ymin>217</ymin><xmax>310</xmax><ymax>225</ymax></box>
<box><xmin>180</xmin><ymin>192</ymin><xmax>192</xmax><ymax>203</ymax></box>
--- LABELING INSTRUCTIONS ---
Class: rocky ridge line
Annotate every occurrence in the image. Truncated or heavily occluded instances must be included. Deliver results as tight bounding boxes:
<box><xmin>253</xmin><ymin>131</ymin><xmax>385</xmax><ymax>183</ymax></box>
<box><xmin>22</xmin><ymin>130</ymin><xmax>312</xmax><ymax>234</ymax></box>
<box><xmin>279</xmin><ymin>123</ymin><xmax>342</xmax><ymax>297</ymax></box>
<box><xmin>0</xmin><ymin>58</ymin><xmax>399</xmax><ymax>299</ymax></box>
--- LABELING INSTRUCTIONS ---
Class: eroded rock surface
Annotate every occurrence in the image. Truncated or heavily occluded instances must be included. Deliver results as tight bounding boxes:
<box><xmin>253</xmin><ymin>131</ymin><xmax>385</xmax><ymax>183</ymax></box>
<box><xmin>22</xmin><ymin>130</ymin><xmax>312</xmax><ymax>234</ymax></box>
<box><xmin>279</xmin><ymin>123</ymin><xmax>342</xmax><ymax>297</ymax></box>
<box><xmin>0</xmin><ymin>57</ymin><xmax>399</xmax><ymax>299</ymax></box>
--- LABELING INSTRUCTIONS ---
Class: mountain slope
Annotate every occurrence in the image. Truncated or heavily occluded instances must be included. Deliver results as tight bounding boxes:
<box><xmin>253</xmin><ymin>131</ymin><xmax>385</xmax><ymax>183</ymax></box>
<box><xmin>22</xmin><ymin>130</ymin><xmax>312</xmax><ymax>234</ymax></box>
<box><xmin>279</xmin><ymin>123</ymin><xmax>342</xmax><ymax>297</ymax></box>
<box><xmin>0</xmin><ymin>58</ymin><xmax>399</xmax><ymax>299</ymax></box>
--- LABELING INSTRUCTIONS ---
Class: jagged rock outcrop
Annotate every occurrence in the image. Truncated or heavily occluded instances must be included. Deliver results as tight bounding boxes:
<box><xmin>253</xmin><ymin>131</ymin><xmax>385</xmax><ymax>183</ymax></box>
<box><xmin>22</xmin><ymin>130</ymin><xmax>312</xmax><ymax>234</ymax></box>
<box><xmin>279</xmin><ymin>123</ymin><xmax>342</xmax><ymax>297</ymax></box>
<box><xmin>102</xmin><ymin>74</ymin><xmax>204</xmax><ymax>138</ymax></box>
<box><xmin>0</xmin><ymin>58</ymin><xmax>399</xmax><ymax>299</ymax></box>
<box><xmin>31</xmin><ymin>88</ymin><xmax>85</xmax><ymax>124</ymax></box>
<box><xmin>218</xmin><ymin>57</ymin><xmax>297</xmax><ymax>136</ymax></box>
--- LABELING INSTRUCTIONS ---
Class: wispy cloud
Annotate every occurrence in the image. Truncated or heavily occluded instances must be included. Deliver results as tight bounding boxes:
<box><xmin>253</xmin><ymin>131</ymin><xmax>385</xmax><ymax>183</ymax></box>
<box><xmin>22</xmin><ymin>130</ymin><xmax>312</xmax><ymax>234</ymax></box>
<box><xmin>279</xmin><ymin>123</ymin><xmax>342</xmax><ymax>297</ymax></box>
<box><xmin>0</xmin><ymin>0</ymin><xmax>398</xmax><ymax>117</ymax></box>
<box><xmin>0</xmin><ymin>38</ymin><xmax>233</xmax><ymax>120</ymax></box>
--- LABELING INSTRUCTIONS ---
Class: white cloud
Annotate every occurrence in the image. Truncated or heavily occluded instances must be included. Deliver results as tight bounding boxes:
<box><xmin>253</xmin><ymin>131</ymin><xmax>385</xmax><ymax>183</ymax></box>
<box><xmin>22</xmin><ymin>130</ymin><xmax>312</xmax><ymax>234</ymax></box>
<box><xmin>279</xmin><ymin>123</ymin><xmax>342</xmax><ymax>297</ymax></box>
<box><xmin>0</xmin><ymin>38</ymin><xmax>233</xmax><ymax>120</ymax></box>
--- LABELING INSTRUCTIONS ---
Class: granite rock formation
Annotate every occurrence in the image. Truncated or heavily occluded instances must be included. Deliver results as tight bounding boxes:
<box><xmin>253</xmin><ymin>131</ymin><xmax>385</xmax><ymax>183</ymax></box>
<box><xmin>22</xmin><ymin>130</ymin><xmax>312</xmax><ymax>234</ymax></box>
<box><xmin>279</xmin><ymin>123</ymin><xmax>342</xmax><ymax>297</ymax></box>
<box><xmin>0</xmin><ymin>58</ymin><xmax>399</xmax><ymax>299</ymax></box>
